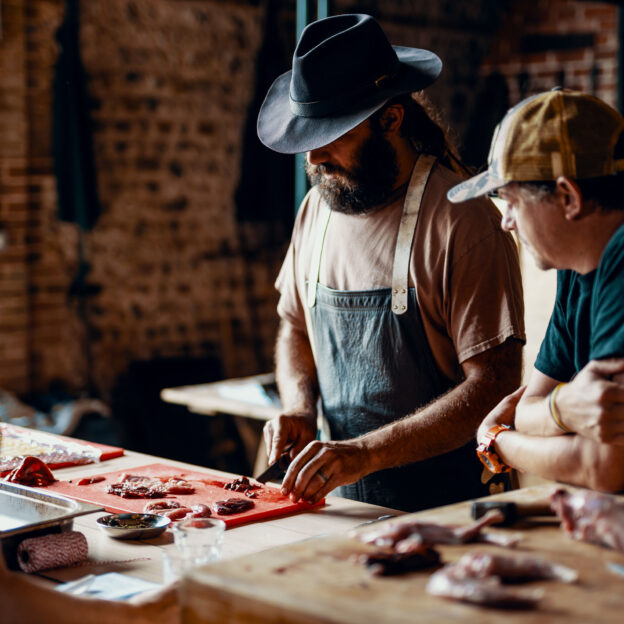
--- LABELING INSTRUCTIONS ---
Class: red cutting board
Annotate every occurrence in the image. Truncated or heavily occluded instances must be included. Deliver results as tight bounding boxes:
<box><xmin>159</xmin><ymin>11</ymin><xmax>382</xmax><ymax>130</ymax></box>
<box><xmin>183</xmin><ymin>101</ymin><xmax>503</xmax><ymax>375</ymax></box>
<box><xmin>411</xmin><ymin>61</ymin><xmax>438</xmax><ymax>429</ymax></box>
<box><xmin>44</xmin><ymin>463</ymin><xmax>324</xmax><ymax>528</ymax></box>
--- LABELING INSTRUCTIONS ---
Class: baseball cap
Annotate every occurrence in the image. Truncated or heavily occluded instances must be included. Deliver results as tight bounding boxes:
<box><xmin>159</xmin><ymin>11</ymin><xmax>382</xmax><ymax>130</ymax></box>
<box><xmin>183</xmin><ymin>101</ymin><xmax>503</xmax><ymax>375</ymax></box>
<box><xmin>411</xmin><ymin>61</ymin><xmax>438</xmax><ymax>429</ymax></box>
<box><xmin>447</xmin><ymin>89</ymin><xmax>624</xmax><ymax>203</ymax></box>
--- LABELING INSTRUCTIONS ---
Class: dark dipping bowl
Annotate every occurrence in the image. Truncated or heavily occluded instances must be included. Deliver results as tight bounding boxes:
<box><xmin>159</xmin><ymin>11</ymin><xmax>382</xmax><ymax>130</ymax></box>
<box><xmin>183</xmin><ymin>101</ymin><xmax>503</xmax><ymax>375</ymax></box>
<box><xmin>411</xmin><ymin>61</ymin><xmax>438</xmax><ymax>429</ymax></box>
<box><xmin>96</xmin><ymin>513</ymin><xmax>170</xmax><ymax>540</ymax></box>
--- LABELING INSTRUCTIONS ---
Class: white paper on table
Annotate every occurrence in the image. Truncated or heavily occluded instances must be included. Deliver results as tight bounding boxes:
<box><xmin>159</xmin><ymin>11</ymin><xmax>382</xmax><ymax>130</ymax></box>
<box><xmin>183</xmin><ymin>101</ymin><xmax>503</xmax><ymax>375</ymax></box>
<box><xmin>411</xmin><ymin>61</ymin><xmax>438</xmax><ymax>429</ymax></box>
<box><xmin>56</xmin><ymin>572</ymin><xmax>161</xmax><ymax>601</ymax></box>
<box><xmin>217</xmin><ymin>382</ymin><xmax>275</xmax><ymax>406</ymax></box>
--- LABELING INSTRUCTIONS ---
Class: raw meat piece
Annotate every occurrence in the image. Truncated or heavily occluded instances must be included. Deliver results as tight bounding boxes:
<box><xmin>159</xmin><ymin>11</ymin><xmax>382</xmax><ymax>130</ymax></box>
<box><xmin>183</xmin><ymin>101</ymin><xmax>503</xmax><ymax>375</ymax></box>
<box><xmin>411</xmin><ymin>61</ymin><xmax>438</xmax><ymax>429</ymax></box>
<box><xmin>426</xmin><ymin>565</ymin><xmax>544</xmax><ymax>608</ymax></box>
<box><xmin>452</xmin><ymin>550</ymin><xmax>578</xmax><ymax>583</ymax></box>
<box><xmin>143</xmin><ymin>501</ymin><xmax>182</xmax><ymax>513</ymax></box>
<box><xmin>117</xmin><ymin>474</ymin><xmax>144</xmax><ymax>482</ymax></box>
<box><xmin>550</xmin><ymin>488</ymin><xmax>624</xmax><ymax>553</ymax></box>
<box><xmin>75</xmin><ymin>475</ymin><xmax>105</xmax><ymax>486</ymax></box>
<box><xmin>162</xmin><ymin>507</ymin><xmax>193</xmax><ymax>520</ymax></box>
<box><xmin>358</xmin><ymin>511</ymin><xmax>519</xmax><ymax>551</ymax></box>
<box><xmin>161</xmin><ymin>478</ymin><xmax>195</xmax><ymax>495</ymax></box>
<box><xmin>212</xmin><ymin>497</ymin><xmax>255</xmax><ymax>515</ymax></box>
<box><xmin>106</xmin><ymin>474</ymin><xmax>195</xmax><ymax>499</ymax></box>
<box><xmin>357</xmin><ymin>545</ymin><xmax>440</xmax><ymax>576</ymax></box>
<box><xmin>224</xmin><ymin>476</ymin><xmax>260</xmax><ymax>493</ymax></box>
<box><xmin>107</xmin><ymin>481</ymin><xmax>165</xmax><ymax>499</ymax></box>
<box><xmin>188</xmin><ymin>503</ymin><xmax>212</xmax><ymax>518</ymax></box>
<box><xmin>144</xmin><ymin>501</ymin><xmax>212</xmax><ymax>522</ymax></box>
<box><xmin>4</xmin><ymin>456</ymin><xmax>56</xmax><ymax>487</ymax></box>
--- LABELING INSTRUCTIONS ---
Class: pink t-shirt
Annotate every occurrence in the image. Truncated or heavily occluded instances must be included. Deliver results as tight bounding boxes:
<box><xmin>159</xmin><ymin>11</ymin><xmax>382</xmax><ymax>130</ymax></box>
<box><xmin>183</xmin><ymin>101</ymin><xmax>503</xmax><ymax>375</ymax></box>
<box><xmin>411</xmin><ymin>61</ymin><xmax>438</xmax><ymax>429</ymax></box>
<box><xmin>276</xmin><ymin>162</ymin><xmax>525</xmax><ymax>384</ymax></box>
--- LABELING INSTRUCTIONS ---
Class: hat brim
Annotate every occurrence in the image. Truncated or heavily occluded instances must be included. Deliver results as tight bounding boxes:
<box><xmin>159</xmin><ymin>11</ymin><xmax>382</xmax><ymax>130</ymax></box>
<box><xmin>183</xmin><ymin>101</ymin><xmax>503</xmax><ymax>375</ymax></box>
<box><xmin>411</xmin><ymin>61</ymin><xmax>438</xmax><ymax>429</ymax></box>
<box><xmin>257</xmin><ymin>46</ymin><xmax>442</xmax><ymax>154</ymax></box>
<box><xmin>446</xmin><ymin>169</ymin><xmax>508</xmax><ymax>203</ymax></box>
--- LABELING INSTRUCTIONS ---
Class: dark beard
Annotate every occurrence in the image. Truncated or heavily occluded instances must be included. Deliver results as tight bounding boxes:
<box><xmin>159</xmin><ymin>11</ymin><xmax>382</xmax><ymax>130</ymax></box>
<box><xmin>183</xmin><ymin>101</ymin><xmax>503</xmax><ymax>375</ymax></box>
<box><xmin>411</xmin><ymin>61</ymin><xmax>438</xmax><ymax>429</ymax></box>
<box><xmin>305</xmin><ymin>128</ymin><xmax>400</xmax><ymax>215</ymax></box>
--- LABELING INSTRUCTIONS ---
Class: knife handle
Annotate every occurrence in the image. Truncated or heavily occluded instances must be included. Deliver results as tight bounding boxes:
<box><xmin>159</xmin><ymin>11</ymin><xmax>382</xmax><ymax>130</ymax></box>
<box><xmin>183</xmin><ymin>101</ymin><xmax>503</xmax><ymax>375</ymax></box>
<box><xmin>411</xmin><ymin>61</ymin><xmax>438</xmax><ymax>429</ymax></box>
<box><xmin>276</xmin><ymin>454</ymin><xmax>291</xmax><ymax>470</ymax></box>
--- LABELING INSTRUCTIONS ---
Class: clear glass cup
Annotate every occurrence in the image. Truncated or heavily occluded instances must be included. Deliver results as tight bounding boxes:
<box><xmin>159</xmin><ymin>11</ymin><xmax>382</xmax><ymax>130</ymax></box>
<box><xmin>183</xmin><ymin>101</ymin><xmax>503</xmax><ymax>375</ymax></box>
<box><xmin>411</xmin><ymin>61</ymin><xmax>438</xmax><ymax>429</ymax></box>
<box><xmin>162</xmin><ymin>517</ymin><xmax>226</xmax><ymax>583</ymax></box>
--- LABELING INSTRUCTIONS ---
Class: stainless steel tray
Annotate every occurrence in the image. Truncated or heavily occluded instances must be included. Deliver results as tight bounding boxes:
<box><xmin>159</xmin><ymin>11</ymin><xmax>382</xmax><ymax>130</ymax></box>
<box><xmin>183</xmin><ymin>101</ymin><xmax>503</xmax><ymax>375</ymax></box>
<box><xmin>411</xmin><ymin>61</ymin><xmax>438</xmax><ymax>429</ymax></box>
<box><xmin>0</xmin><ymin>481</ymin><xmax>102</xmax><ymax>570</ymax></box>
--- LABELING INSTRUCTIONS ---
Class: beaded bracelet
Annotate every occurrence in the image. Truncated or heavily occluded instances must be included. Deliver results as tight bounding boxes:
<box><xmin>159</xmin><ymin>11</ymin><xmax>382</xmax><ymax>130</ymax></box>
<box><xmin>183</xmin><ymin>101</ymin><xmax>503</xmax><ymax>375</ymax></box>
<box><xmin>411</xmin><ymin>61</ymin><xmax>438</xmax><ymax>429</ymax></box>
<box><xmin>549</xmin><ymin>382</ymin><xmax>571</xmax><ymax>433</ymax></box>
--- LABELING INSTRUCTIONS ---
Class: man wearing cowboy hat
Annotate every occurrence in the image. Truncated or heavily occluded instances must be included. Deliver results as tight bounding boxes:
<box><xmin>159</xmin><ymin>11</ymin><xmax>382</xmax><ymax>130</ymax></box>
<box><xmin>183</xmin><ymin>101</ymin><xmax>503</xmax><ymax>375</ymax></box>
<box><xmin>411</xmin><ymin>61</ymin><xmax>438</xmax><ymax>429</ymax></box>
<box><xmin>259</xmin><ymin>14</ymin><xmax>525</xmax><ymax>512</ymax></box>
<box><xmin>448</xmin><ymin>89</ymin><xmax>624</xmax><ymax>491</ymax></box>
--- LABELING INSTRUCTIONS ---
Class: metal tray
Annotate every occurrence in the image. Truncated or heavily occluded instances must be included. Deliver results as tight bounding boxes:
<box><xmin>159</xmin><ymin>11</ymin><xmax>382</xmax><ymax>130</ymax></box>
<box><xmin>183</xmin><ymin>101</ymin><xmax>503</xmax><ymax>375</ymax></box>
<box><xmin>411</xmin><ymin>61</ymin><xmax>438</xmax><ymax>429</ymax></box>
<box><xmin>0</xmin><ymin>481</ymin><xmax>102</xmax><ymax>570</ymax></box>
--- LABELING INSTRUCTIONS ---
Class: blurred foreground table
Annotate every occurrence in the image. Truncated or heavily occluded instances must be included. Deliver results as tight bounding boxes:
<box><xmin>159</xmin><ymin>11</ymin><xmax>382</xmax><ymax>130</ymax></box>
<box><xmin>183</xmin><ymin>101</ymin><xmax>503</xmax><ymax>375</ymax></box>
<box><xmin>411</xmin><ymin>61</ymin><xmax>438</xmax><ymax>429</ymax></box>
<box><xmin>181</xmin><ymin>484</ymin><xmax>624</xmax><ymax>624</ymax></box>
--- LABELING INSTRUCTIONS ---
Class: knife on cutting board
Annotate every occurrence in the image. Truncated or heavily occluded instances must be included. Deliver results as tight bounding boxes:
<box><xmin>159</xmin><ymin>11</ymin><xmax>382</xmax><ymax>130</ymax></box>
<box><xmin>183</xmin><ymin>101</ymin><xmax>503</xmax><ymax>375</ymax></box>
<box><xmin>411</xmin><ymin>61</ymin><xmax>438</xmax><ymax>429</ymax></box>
<box><xmin>255</xmin><ymin>445</ymin><xmax>293</xmax><ymax>484</ymax></box>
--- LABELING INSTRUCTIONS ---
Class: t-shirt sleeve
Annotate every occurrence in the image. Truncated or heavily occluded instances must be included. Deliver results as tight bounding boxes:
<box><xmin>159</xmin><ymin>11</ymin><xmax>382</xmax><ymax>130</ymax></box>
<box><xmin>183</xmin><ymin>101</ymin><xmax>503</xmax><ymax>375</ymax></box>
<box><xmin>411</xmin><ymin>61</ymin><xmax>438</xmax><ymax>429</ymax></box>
<box><xmin>448</xmin><ymin>225</ymin><xmax>525</xmax><ymax>363</ymax></box>
<box><xmin>274</xmin><ymin>192</ymin><xmax>313</xmax><ymax>333</ymax></box>
<box><xmin>534</xmin><ymin>271</ymin><xmax>576</xmax><ymax>382</ymax></box>
<box><xmin>590</xmin><ymin>233</ymin><xmax>624</xmax><ymax>360</ymax></box>
<box><xmin>275</xmin><ymin>239</ymin><xmax>306</xmax><ymax>331</ymax></box>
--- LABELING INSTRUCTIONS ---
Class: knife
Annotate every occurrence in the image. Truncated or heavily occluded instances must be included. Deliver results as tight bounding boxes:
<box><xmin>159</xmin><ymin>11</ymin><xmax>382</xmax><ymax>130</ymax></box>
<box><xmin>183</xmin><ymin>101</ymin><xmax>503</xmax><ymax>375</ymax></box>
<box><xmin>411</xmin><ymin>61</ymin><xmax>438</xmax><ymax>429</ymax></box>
<box><xmin>255</xmin><ymin>445</ymin><xmax>293</xmax><ymax>484</ymax></box>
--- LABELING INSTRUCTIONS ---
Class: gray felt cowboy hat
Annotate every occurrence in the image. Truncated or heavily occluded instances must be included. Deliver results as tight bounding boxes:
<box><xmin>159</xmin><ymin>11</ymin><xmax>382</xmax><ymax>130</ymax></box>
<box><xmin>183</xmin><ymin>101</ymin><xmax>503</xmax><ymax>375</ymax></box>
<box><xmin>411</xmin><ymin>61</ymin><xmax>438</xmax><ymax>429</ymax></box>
<box><xmin>257</xmin><ymin>14</ymin><xmax>442</xmax><ymax>154</ymax></box>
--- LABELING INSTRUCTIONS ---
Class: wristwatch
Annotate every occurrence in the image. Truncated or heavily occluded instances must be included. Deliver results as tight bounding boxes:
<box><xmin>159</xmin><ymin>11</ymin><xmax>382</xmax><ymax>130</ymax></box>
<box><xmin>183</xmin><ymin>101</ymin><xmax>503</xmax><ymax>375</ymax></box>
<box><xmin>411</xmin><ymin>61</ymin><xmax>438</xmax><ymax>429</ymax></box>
<box><xmin>476</xmin><ymin>424</ymin><xmax>512</xmax><ymax>474</ymax></box>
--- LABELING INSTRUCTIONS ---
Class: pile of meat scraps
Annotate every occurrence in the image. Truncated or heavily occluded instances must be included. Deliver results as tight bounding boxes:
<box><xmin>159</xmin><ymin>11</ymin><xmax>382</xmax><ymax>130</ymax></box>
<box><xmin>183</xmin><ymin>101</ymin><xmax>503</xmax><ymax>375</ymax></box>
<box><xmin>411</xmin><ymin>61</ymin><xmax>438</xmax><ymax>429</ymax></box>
<box><xmin>354</xmin><ymin>512</ymin><xmax>520</xmax><ymax>577</ymax></box>
<box><xmin>356</xmin><ymin>509</ymin><xmax>577</xmax><ymax>609</ymax></box>
<box><xmin>356</xmin><ymin>511</ymin><xmax>519</xmax><ymax>563</ymax></box>
<box><xmin>426</xmin><ymin>550</ymin><xmax>577</xmax><ymax>609</ymax></box>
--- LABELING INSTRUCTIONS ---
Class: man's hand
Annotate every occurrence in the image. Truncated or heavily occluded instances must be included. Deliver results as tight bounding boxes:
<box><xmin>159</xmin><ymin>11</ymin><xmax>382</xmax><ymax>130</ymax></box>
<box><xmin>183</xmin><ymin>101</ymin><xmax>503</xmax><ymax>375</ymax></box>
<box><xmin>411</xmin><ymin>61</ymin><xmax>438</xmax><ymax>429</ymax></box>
<box><xmin>280</xmin><ymin>438</ymin><xmax>370</xmax><ymax>505</ymax></box>
<box><xmin>558</xmin><ymin>359</ymin><xmax>624</xmax><ymax>444</ymax></box>
<box><xmin>263</xmin><ymin>411</ymin><xmax>316</xmax><ymax>465</ymax></box>
<box><xmin>477</xmin><ymin>385</ymin><xmax>526</xmax><ymax>446</ymax></box>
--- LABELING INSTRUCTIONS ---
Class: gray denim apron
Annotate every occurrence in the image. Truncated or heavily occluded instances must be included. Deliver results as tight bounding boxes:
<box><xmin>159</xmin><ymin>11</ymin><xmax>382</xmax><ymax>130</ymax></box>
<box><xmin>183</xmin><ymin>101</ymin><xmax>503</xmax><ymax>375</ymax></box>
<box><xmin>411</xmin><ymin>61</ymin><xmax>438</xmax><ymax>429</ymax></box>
<box><xmin>306</xmin><ymin>156</ymin><xmax>488</xmax><ymax>512</ymax></box>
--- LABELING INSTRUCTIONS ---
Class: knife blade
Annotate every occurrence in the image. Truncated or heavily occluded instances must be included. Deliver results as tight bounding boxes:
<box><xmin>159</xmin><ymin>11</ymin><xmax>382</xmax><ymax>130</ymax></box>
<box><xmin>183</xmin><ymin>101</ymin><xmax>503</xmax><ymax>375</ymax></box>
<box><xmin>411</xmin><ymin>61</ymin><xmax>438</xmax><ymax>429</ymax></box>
<box><xmin>255</xmin><ymin>445</ymin><xmax>293</xmax><ymax>484</ymax></box>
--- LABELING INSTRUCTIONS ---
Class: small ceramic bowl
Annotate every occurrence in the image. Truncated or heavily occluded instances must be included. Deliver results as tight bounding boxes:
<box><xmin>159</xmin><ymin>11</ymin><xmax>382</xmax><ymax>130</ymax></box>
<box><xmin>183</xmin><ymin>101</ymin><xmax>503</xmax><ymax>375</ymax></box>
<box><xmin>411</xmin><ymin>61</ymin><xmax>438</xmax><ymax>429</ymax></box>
<box><xmin>96</xmin><ymin>513</ymin><xmax>170</xmax><ymax>540</ymax></box>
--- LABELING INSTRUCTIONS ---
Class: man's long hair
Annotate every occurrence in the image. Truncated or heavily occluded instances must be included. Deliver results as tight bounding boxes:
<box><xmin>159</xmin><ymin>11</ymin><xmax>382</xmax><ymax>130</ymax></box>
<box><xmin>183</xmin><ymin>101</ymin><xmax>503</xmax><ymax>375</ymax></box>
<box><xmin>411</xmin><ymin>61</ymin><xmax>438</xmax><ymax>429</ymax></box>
<box><xmin>371</xmin><ymin>93</ymin><xmax>471</xmax><ymax>177</ymax></box>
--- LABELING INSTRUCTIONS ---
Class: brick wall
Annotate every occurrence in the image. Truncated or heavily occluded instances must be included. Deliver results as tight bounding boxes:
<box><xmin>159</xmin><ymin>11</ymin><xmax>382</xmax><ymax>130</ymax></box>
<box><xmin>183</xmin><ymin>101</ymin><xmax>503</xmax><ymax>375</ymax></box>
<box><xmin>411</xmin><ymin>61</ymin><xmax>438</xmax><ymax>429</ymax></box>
<box><xmin>7</xmin><ymin>0</ymin><xmax>284</xmax><ymax>398</ymax></box>
<box><xmin>482</xmin><ymin>0</ymin><xmax>618</xmax><ymax>107</ymax></box>
<box><xmin>0</xmin><ymin>0</ymin><xmax>31</xmax><ymax>393</ymax></box>
<box><xmin>79</xmin><ymin>1</ymin><xmax>277</xmax><ymax>394</ymax></box>
<box><xmin>347</xmin><ymin>0</ymin><xmax>511</xmax><ymax>147</ymax></box>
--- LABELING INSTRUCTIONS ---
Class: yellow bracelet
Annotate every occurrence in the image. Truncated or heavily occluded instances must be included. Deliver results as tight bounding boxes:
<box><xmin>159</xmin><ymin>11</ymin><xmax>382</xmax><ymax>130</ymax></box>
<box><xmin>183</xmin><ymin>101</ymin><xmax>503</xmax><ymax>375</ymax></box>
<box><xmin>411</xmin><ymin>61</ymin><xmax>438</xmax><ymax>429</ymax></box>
<box><xmin>549</xmin><ymin>383</ymin><xmax>571</xmax><ymax>433</ymax></box>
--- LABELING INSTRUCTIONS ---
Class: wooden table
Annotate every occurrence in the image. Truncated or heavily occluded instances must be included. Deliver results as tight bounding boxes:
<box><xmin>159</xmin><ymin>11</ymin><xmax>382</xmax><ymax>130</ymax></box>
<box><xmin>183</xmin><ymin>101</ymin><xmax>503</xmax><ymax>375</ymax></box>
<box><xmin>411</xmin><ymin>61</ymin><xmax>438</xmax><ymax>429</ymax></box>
<box><xmin>180</xmin><ymin>485</ymin><xmax>624</xmax><ymax>623</ymax></box>
<box><xmin>161</xmin><ymin>373</ymin><xmax>281</xmax><ymax>472</ymax></box>
<box><xmin>161</xmin><ymin>373</ymin><xmax>281</xmax><ymax>421</ymax></box>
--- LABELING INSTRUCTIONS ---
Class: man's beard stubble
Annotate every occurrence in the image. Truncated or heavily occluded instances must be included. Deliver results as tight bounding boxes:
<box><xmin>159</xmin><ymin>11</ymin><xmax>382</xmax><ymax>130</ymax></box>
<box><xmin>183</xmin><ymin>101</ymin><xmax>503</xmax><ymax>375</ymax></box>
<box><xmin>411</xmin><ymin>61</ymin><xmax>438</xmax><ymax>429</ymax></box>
<box><xmin>305</xmin><ymin>128</ymin><xmax>400</xmax><ymax>215</ymax></box>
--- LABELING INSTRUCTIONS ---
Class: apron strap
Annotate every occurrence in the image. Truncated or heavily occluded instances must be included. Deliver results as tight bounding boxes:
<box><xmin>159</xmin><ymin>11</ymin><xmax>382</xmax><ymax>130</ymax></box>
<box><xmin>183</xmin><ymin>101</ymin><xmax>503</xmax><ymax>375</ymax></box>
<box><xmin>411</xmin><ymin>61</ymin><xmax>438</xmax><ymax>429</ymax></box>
<box><xmin>304</xmin><ymin>200</ymin><xmax>332</xmax><ymax>442</ymax></box>
<box><xmin>307</xmin><ymin>200</ymin><xmax>332</xmax><ymax>309</ymax></box>
<box><xmin>391</xmin><ymin>154</ymin><xmax>436</xmax><ymax>315</ymax></box>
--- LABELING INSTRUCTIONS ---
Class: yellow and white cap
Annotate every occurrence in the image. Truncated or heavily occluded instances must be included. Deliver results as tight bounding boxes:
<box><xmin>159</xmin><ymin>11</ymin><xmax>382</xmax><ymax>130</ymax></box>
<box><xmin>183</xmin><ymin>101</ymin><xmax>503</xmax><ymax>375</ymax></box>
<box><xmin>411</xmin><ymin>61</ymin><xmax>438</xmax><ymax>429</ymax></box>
<box><xmin>447</xmin><ymin>89</ymin><xmax>624</xmax><ymax>203</ymax></box>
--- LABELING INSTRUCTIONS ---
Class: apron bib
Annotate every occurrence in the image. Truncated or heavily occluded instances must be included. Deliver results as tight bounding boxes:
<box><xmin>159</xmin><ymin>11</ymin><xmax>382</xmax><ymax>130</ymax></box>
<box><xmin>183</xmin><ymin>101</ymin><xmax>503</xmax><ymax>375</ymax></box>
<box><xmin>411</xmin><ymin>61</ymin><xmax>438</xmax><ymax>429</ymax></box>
<box><xmin>307</xmin><ymin>156</ymin><xmax>488</xmax><ymax>512</ymax></box>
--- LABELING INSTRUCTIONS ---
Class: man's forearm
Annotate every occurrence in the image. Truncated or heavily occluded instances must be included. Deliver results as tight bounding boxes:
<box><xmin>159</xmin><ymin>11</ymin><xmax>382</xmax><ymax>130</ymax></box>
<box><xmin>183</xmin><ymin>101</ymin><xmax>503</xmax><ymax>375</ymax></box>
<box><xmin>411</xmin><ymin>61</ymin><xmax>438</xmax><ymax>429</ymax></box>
<box><xmin>275</xmin><ymin>320</ymin><xmax>319</xmax><ymax>415</ymax></box>
<box><xmin>494</xmin><ymin>430</ymin><xmax>624</xmax><ymax>493</ymax></box>
<box><xmin>359</xmin><ymin>339</ymin><xmax>522</xmax><ymax>473</ymax></box>
<box><xmin>516</xmin><ymin>362</ymin><xmax>624</xmax><ymax>442</ymax></box>
<box><xmin>358</xmin><ymin>374</ymin><xmax>511</xmax><ymax>472</ymax></box>
<box><xmin>515</xmin><ymin>395</ymin><xmax>564</xmax><ymax>436</ymax></box>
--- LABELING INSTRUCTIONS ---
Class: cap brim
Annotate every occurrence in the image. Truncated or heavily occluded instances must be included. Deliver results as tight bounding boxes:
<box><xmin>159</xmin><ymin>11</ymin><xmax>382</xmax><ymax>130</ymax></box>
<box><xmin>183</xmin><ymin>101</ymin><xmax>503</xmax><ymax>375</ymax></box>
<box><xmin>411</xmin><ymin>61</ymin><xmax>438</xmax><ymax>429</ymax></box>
<box><xmin>446</xmin><ymin>169</ymin><xmax>507</xmax><ymax>203</ymax></box>
<box><xmin>257</xmin><ymin>47</ymin><xmax>442</xmax><ymax>154</ymax></box>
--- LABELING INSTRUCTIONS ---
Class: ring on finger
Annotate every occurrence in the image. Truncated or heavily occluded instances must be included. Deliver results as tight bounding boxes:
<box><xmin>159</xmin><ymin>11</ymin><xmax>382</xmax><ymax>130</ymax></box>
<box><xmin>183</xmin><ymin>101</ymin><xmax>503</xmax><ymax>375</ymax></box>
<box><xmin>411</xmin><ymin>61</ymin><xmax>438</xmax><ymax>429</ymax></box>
<box><xmin>317</xmin><ymin>470</ymin><xmax>329</xmax><ymax>483</ymax></box>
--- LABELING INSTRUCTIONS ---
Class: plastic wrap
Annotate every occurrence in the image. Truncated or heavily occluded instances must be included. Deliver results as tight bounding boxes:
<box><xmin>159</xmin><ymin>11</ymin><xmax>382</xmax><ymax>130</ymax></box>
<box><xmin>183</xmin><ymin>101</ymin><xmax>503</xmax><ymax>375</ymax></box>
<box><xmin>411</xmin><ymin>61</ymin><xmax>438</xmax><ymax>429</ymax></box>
<box><xmin>0</xmin><ymin>424</ymin><xmax>102</xmax><ymax>473</ymax></box>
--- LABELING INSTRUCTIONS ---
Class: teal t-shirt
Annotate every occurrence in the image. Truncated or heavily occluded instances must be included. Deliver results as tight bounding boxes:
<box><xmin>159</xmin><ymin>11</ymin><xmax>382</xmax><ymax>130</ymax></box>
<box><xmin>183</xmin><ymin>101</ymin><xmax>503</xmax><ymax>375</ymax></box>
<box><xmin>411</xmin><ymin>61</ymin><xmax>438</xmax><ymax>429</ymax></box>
<box><xmin>535</xmin><ymin>222</ymin><xmax>624</xmax><ymax>381</ymax></box>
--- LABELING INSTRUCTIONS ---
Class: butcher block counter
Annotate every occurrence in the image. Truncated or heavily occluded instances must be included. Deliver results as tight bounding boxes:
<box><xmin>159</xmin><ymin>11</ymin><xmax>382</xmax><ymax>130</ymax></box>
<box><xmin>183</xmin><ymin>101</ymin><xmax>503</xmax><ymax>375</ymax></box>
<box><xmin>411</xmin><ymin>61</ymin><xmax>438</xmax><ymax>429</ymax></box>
<box><xmin>180</xmin><ymin>484</ymin><xmax>624</xmax><ymax>624</ymax></box>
